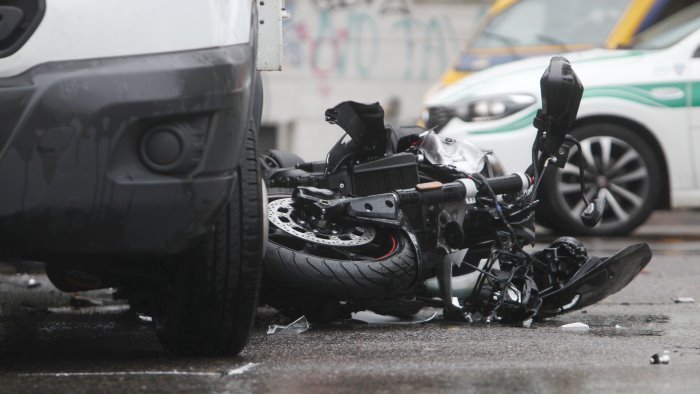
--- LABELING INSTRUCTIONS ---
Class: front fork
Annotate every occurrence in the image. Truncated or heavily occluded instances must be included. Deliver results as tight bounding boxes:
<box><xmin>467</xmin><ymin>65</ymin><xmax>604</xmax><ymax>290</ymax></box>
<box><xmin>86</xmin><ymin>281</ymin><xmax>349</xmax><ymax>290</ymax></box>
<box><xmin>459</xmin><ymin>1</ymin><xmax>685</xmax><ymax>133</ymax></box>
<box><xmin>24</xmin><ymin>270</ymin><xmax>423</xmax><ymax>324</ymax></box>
<box><xmin>433</xmin><ymin>198</ymin><xmax>475</xmax><ymax>322</ymax></box>
<box><xmin>437</xmin><ymin>250</ymin><xmax>474</xmax><ymax>322</ymax></box>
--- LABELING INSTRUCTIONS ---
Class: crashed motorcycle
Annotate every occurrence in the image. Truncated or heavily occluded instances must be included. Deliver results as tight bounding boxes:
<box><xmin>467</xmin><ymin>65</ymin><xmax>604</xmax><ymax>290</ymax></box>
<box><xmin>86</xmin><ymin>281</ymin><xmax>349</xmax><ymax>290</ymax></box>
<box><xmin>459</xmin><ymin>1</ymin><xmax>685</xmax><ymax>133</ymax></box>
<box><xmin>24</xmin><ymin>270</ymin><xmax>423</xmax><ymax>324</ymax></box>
<box><xmin>259</xmin><ymin>57</ymin><xmax>652</xmax><ymax>324</ymax></box>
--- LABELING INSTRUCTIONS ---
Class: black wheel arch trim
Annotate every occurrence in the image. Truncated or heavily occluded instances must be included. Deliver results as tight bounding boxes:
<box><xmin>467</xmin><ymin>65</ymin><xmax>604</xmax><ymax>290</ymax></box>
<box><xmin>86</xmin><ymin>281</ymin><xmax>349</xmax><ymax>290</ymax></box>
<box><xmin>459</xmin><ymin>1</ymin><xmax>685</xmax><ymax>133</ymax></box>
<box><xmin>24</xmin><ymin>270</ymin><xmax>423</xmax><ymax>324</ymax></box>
<box><xmin>0</xmin><ymin>0</ymin><xmax>46</xmax><ymax>59</ymax></box>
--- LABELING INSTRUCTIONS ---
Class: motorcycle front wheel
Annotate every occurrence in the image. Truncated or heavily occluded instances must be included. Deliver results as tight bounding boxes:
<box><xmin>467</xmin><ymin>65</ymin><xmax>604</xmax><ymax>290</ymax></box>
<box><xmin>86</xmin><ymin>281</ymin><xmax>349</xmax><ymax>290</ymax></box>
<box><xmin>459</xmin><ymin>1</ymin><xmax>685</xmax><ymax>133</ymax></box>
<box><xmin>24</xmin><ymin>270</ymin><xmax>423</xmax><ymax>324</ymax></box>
<box><xmin>263</xmin><ymin>192</ymin><xmax>418</xmax><ymax>300</ymax></box>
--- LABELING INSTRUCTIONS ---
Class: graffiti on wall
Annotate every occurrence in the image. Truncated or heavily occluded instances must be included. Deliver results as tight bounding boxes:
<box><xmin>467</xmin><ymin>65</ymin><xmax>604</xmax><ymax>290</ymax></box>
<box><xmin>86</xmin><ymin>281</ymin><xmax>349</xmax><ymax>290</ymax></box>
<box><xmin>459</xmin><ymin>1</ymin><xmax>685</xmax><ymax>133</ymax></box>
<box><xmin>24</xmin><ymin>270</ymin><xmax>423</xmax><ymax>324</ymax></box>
<box><xmin>283</xmin><ymin>0</ymin><xmax>466</xmax><ymax>96</ymax></box>
<box><xmin>311</xmin><ymin>0</ymin><xmax>412</xmax><ymax>14</ymax></box>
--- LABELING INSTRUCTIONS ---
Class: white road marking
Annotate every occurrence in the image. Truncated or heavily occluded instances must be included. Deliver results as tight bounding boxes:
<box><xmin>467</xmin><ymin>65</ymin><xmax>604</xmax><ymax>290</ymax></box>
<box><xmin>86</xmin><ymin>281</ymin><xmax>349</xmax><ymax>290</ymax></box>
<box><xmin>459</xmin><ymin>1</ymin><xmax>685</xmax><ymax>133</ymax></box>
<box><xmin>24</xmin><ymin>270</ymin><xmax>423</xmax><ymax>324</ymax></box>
<box><xmin>223</xmin><ymin>363</ymin><xmax>259</xmax><ymax>376</ymax></box>
<box><xmin>18</xmin><ymin>363</ymin><xmax>260</xmax><ymax>378</ymax></box>
<box><xmin>20</xmin><ymin>371</ymin><xmax>220</xmax><ymax>377</ymax></box>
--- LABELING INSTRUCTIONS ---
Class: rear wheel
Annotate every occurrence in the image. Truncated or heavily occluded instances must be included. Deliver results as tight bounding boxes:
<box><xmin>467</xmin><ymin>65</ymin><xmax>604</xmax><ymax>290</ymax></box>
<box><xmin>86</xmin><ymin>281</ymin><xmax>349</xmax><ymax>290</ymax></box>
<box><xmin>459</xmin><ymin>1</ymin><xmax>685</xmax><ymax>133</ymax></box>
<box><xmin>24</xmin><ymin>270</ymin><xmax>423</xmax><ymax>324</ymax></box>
<box><xmin>541</xmin><ymin>123</ymin><xmax>661</xmax><ymax>236</ymax></box>
<box><xmin>154</xmin><ymin>121</ymin><xmax>264</xmax><ymax>356</ymax></box>
<box><xmin>261</xmin><ymin>149</ymin><xmax>305</xmax><ymax>169</ymax></box>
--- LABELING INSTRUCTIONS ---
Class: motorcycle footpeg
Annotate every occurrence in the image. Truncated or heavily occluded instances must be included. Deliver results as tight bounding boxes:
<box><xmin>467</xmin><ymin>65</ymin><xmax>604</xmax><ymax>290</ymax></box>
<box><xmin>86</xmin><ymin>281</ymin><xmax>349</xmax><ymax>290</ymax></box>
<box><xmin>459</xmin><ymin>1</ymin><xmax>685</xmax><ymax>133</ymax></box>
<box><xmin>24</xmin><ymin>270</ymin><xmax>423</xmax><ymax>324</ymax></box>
<box><xmin>293</xmin><ymin>186</ymin><xmax>335</xmax><ymax>201</ymax></box>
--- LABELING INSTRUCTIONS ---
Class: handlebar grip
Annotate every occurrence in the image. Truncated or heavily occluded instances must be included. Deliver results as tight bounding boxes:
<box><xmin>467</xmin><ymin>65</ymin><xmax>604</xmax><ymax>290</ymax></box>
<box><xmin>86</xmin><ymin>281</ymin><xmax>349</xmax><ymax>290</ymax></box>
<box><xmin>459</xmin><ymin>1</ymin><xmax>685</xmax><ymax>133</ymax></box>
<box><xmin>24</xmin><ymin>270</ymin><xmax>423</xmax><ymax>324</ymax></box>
<box><xmin>482</xmin><ymin>173</ymin><xmax>530</xmax><ymax>196</ymax></box>
<box><xmin>396</xmin><ymin>181</ymin><xmax>467</xmax><ymax>206</ymax></box>
<box><xmin>395</xmin><ymin>173</ymin><xmax>530</xmax><ymax>207</ymax></box>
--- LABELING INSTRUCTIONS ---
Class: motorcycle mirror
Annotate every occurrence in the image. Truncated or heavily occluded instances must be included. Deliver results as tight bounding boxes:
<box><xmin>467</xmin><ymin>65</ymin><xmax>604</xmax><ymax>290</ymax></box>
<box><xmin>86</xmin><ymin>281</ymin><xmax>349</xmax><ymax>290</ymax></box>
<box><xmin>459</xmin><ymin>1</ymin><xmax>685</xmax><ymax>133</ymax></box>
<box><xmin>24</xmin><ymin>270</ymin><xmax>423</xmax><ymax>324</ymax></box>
<box><xmin>580</xmin><ymin>197</ymin><xmax>605</xmax><ymax>227</ymax></box>
<box><xmin>537</xmin><ymin>57</ymin><xmax>583</xmax><ymax>156</ymax></box>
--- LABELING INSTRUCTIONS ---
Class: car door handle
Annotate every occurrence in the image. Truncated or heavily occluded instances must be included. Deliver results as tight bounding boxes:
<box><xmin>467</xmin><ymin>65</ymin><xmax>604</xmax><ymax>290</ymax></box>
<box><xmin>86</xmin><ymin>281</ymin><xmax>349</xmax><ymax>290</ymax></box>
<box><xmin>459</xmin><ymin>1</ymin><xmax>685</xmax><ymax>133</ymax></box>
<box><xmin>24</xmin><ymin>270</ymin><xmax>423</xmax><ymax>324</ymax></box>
<box><xmin>0</xmin><ymin>6</ymin><xmax>24</xmax><ymax>42</ymax></box>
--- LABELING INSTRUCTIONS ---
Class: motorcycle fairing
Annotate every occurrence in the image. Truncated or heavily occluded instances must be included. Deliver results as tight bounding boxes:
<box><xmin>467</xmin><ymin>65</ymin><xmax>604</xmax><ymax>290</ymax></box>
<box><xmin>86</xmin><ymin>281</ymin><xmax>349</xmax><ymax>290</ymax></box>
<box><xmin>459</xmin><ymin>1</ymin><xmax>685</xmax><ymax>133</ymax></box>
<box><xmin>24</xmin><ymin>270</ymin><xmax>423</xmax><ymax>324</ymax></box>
<box><xmin>537</xmin><ymin>243</ymin><xmax>652</xmax><ymax>317</ymax></box>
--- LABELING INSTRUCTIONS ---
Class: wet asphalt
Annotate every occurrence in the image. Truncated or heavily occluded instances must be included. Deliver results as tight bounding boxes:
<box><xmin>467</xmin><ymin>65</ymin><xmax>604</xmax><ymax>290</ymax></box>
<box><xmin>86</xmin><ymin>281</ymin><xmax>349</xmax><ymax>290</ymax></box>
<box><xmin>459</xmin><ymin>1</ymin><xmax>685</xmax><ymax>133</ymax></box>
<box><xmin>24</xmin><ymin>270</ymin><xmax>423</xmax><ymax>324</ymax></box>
<box><xmin>1</xmin><ymin>211</ymin><xmax>700</xmax><ymax>393</ymax></box>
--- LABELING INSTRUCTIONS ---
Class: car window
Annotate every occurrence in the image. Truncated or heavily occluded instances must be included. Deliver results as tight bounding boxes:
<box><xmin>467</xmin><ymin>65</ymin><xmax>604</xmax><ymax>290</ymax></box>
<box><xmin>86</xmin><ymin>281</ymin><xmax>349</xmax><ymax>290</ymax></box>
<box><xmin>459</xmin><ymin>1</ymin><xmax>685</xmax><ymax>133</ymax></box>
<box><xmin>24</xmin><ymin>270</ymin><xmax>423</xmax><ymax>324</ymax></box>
<box><xmin>472</xmin><ymin>0</ymin><xmax>632</xmax><ymax>49</ymax></box>
<box><xmin>637</xmin><ymin>0</ymin><xmax>698</xmax><ymax>34</ymax></box>
<box><xmin>633</xmin><ymin>3</ymin><xmax>700</xmax><ymax>50</ymax></box>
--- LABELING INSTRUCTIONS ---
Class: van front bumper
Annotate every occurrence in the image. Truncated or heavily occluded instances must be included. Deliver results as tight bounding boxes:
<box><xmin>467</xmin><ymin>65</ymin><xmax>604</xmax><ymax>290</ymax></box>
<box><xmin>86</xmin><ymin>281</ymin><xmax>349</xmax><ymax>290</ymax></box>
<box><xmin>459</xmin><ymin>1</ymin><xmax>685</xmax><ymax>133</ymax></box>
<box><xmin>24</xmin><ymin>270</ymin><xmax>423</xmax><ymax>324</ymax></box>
<box><xmin>0</xmin><ymin>43</ymin><xmax>258</xmax><ymax>258</ymax></box>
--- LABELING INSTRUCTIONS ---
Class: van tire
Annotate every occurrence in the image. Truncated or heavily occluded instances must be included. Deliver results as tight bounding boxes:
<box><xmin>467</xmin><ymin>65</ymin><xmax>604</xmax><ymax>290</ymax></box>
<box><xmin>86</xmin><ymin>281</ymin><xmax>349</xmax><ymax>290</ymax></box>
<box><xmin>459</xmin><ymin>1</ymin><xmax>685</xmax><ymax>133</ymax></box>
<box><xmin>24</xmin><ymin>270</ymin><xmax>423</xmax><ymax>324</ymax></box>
<box><xmin>154</xmin><ymin>120</ymin><xmax>264</xmax><ymax>356</ymax></box>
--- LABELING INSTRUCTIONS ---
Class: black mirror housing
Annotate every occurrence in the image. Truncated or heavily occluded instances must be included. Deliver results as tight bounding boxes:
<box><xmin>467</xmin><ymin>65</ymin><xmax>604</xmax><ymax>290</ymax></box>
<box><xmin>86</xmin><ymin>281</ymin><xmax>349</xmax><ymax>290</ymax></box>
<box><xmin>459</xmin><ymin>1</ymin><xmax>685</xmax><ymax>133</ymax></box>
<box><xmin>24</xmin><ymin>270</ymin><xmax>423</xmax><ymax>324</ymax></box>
<box><xmin>537</xmin><ymin>57</ymin><xmax>583</xmax><ymax>155</ymax></box>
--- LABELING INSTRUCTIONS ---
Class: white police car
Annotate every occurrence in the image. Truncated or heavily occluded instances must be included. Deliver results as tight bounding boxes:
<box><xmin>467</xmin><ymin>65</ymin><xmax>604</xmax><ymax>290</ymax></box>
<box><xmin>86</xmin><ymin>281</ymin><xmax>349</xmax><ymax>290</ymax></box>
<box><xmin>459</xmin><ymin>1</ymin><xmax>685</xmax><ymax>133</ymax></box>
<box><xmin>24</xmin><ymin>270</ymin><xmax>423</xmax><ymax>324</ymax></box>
<box><xmin>424</xmin><ymin>5</ymin><xmax>700</xmax><ymax>235</ymax></box>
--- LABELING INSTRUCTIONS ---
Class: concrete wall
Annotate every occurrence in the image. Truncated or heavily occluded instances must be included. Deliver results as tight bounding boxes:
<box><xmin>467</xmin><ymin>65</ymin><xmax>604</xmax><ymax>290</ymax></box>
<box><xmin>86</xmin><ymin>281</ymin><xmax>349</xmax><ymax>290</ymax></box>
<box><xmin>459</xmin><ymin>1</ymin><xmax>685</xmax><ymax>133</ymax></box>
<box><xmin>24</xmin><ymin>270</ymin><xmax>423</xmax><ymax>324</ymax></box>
<box><xmin>261</xmin><ymin>0</ymin><xmax>490</xmax><ymax>160</ymax></box>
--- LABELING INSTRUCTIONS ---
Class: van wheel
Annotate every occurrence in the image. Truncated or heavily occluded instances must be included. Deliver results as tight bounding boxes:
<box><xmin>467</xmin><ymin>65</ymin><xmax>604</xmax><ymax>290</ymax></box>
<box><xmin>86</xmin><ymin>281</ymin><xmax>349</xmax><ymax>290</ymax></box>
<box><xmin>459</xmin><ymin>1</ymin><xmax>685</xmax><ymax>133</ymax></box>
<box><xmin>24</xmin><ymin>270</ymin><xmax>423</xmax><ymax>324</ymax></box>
<box><xmin>541</xmin><ymin>123</ymin><xmax>661</xmax><ymax>236</ymax></box>
<box><xmin>153</xmin><ymin>121</ymin><xmax>264</xmax><ymax>356</ymax></box>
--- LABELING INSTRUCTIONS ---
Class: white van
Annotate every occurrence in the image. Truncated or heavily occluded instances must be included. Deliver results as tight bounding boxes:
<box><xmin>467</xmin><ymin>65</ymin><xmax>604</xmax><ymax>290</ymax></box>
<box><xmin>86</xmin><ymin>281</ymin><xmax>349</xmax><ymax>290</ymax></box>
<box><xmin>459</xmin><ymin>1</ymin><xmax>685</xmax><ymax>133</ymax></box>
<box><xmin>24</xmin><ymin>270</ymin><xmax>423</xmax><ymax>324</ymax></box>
<box><xmin>0</xmin><ymin>0</ymin><xmax>283</xmax><ymax>355</ymax></box>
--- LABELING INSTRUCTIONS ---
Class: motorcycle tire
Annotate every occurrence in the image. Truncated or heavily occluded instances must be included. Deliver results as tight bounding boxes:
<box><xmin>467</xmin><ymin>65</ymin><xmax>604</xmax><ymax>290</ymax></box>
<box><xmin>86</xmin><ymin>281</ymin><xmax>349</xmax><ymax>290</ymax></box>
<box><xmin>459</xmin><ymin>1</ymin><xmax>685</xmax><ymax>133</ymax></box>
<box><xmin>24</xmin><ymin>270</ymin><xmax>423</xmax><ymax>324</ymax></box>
<box><xmin>263</xmin><ymin>149</ymin><xmax>305</xmax><ymax>169</ymax></box>
<box><xmin>264</xmin><ymin>231</ymin><xmax>418</xmax><ymax>300</ymax></box>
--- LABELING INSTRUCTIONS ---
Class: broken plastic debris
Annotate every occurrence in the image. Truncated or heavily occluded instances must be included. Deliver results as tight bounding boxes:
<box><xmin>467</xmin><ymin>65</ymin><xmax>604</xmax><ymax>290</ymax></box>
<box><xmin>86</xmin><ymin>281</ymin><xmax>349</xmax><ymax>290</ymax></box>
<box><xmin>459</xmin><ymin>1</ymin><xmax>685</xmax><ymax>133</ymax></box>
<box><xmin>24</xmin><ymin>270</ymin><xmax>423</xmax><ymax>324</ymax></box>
<box><xmin>267</xmin><ymin>315</ymin><xmax>310</xmax><ymax>335</ymax></box>
<box><xmin>674</xmin><ymin>297</ymin><xmax>695</xmax><ymax>304</ymax></box>
<box><xmin>26</xmin><ymin>278</ymin><xmax>40</xmax><ymax>289</ymax></box>
<box><xmin>560</xmin><ymin>322</ymin><xmax>590</xmax><ymax>332</ymax></box>
<box><xmin>614</xmin><ymin>324</ymin><xmax>624</xmax><ymax>329</ymax></box>
<box><xmin>650</xmin><ymin>351</ymin><xmax>671</xmax><ymax>365</ymax></box>
<box><xmin>137</xmin><ymin>314</ymin><xmax>153</xmax><ymax>323</ymax></box>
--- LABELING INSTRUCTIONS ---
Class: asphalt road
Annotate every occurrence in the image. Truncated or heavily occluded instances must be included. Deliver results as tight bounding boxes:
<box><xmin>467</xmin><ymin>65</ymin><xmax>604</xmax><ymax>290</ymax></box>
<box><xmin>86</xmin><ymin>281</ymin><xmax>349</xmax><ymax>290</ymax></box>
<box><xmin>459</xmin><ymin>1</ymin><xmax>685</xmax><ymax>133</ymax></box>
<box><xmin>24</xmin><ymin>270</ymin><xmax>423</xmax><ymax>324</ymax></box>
<box><xmin>1</xmin><ymin>211</ymin><xmax>699</xmax><ymax>393</ymax></box>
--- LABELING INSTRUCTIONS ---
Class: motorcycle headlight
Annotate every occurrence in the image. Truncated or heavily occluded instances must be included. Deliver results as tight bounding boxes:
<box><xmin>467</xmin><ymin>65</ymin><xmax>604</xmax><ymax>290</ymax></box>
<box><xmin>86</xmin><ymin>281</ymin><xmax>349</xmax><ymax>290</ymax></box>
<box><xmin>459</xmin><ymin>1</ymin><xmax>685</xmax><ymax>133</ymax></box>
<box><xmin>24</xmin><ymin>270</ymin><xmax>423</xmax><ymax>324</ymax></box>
<box><xmin>425</xmin><ymin>94</ymin><xmax>537</xmax><ymax>130</ymax></box>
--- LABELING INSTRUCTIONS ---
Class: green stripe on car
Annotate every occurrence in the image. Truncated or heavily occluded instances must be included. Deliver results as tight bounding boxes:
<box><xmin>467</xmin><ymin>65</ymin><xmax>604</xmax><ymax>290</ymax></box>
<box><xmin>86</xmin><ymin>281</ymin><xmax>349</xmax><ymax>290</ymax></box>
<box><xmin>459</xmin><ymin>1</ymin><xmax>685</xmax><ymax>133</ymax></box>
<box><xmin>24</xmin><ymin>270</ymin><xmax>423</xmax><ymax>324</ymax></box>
<box><xmin>585</xmin><ymin>83</ymin><xmax>687</xmax><ymax>108</ymax></box>
<box><xmin>469</xmin><ymin>82</ymin><xmax>690</xmax><ymax>135</ymax></box>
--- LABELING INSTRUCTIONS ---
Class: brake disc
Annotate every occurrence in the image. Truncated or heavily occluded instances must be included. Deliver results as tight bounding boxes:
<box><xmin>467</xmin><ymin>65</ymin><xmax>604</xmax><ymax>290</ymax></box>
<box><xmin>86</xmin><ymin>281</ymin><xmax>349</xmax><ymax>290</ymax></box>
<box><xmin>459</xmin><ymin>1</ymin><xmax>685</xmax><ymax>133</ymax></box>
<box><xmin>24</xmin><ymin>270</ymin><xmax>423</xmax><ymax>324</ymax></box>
<box><xmin>268</xmin><ymin>198</ymin><xmax>376</xmax><ymax>246</ymax></box>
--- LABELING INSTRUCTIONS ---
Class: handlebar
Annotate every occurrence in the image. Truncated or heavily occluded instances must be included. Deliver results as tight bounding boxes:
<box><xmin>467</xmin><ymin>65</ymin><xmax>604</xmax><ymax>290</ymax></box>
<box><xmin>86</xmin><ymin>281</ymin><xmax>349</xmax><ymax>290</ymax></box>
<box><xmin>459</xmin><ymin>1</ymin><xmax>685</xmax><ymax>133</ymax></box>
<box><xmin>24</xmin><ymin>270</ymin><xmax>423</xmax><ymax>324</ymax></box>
<box><xmin>395</xmin><ymin>173</ymin><xmax>531</xmax><ymax>207</ymax></box>
<box><xmin>483</xmin><ymin>173</ymin><xmax>531</xmax><ymax>195</ymax></box>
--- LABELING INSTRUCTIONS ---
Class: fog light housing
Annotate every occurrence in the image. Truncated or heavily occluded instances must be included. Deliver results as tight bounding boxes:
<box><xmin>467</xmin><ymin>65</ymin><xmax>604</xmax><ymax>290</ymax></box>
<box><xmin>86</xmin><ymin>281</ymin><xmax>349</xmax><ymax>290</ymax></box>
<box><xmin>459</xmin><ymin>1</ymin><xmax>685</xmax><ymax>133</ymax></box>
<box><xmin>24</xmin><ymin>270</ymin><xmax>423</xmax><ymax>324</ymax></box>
<box><xmin>139</xmin><ymin>123</ymin><xmax>195</xmax><ymax>173</ymax></box>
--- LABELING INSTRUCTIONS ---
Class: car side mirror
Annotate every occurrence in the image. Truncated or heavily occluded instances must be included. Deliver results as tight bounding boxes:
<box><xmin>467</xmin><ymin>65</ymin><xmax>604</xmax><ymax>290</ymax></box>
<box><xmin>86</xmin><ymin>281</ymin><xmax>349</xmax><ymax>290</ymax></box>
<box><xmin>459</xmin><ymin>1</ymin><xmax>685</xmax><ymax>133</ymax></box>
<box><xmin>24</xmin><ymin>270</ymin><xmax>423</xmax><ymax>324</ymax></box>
<box><xmin>536</xmin><ymin>57</ymin><xmax>583</xmax><ymax>156</ymax></box>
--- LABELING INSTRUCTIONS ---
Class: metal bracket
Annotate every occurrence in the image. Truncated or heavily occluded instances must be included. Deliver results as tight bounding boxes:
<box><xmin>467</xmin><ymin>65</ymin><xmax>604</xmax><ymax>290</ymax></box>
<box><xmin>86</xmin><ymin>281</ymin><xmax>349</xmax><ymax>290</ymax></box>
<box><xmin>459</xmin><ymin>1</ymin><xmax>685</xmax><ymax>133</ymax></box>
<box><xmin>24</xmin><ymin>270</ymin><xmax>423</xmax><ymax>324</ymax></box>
<box><xmin>256</xmin><ymin>0</ymin><xmax>287</xmax><ymax>71</ymax></box>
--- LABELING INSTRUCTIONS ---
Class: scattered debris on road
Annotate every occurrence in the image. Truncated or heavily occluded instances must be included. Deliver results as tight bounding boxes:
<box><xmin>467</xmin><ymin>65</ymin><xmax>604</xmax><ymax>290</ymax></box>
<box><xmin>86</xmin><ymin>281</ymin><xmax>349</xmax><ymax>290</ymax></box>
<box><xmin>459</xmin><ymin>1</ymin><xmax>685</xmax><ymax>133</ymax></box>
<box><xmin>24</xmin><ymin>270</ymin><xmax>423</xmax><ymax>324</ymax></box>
<box><xmin>650</xmin><ymin>351</ymin><xmax>671</xmax><ymax>365</ymax></box>
<box><xmin>560</xmin><ymin>322</ymin><xmax>590</xmax><ymax>332</ymax></box>
<box><xmin>137</xmin><ymin>314</ymin><xmax>153</xmax><ymax>323</ymax></box>
<box><xmin>267</xmin><ymin>315</ymin><xmax>310</xmax><ymax>335</ymax></box>
<box><xmin>674</xmin><ymin>297</ymin><xmax>695</xmax><ymax>303</ymax></box>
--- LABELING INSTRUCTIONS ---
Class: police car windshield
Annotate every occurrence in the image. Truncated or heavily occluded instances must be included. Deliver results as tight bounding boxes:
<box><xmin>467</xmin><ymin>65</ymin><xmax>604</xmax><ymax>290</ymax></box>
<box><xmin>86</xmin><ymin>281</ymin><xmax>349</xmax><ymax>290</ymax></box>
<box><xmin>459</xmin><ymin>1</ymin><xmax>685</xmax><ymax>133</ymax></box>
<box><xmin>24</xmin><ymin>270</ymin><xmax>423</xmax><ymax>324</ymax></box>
<box><xmin>633</xmin><ymin>6</ymin><xmax>700</xmax><ymax>50</ymax></box>
<box><xmin>472</xmin><ymin>0</ymin><xmax>632</xmax><ymax>49</ymax></box>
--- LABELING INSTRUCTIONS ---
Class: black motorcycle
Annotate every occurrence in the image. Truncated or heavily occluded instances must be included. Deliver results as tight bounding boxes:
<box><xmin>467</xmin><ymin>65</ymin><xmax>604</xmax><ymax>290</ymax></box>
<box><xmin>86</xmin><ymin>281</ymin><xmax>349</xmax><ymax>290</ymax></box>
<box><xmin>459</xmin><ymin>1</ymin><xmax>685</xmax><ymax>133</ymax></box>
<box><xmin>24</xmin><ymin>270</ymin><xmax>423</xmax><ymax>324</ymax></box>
<box><xmin>259</xmin><ymin>57</ymin><xmax>652</xmax><ymax>323</ymax></box>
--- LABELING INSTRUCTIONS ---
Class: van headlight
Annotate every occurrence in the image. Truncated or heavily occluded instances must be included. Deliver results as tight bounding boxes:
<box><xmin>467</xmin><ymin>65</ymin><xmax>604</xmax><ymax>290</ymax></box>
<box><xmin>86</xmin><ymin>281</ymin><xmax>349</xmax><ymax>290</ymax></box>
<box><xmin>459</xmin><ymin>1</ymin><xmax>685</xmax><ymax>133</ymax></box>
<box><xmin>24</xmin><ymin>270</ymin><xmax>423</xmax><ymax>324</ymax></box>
<box><xmin>425</xmin><ymin>94</ymin><xmax>537</xmax><ymax>130</ymax></box>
